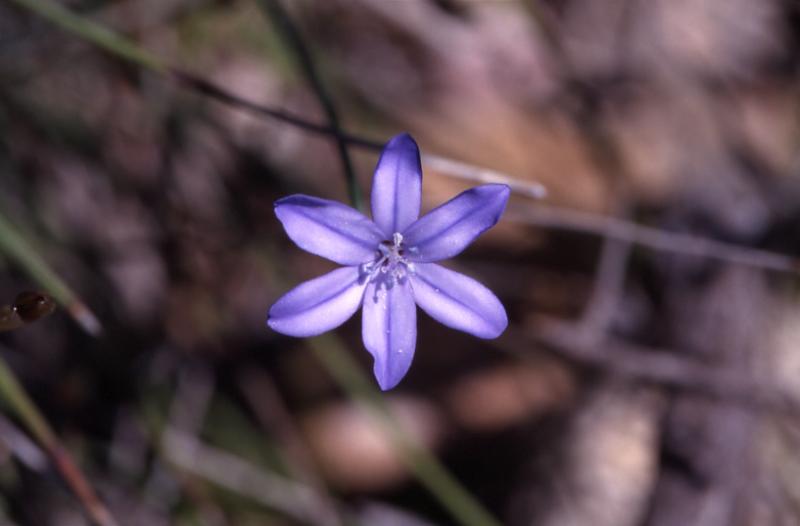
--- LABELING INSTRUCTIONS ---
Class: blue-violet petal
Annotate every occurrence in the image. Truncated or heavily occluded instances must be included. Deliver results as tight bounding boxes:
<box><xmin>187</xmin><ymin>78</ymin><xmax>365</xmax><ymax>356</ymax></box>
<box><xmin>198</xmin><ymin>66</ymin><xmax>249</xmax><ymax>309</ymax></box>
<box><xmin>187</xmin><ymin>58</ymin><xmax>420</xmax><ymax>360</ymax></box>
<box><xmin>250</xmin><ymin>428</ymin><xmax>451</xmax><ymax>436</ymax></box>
<box><xmin>410</xmin><ymin>263</ymin><xmax>507</xmax><ymax>338</ymax></box>
<box><xmin>275</xmin><ymin>195</ymin><xmax>384</xmax><ymax>266</ymax></box>
<box><xmin>370</xmin><ymin>133</ymin><xmax>422</xmax><ymax>237</ymax></box>
<box><xmin>268</xmin><ymin>267</ymin><xmax>367</xmax><ymax>337</ymax></box>
<box><xmin>362</xmin><ymin>279</ymin><xmax>417</xmax><ymax>391</ymax></box>
<box><xmin>402</xmin><ymin>184</ymin><xmax>510</xmax><ymax>262</ymax></box>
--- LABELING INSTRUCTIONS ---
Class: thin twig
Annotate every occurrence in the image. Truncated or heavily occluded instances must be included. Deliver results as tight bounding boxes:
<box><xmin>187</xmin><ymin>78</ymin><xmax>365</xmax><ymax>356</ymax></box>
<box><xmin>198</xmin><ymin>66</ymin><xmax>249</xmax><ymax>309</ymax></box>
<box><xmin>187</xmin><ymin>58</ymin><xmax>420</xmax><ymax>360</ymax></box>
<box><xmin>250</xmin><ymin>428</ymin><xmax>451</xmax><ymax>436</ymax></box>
<box><xmin>162</xmin><ymin>428</ymin><xmax>325</xmax><ymax>524</ymax></box>
<box><xmin>506</xmin><ymin>204</ymin><xmax>800</xmax><ymax>274</ymax></box>
<box><xmin>9</xmin><ymin>0</ymin><xmax>546</xmax><ymax>200</ymax></box>
<box><xmin>0</xmin><ymin>355</ymin><xmax>119</xmax><ymax>526</ymax></box>
<box><xmin>0</xmin><ymin>413</ymin><xmax>47</xmax><ymax>472</ymax></box>
<box><xmin>239</xmin><ymin>369</ymin><xmax>342</xmax><ymax>526</ymax></box>
<box><xmin>500</xmin><ymin>321</ymin><xmax>798</xmax><ymax>416</ymax></box>
<box><xmin>255</xmin><ymin>0</ymin><xmax>363</xmax><ymax>210</ymax></box>
<box><xmin>8</xmin><ymin>0</ymin><xmax>800</xmax><ymax>277</ymax></box>
<box><xmin>169</xmin><ymin>71</ymin><xmax>548</xmax><ymax>198</ymax></box>
<box><xmin>578</xmin><ymin>235</ymin><xmax>632</xmax><ymax>341</ymax></box>
<box><xmin>422</xmin><ymin>153</ymin><xmax>546</xmax><ymax>199</ymax></box>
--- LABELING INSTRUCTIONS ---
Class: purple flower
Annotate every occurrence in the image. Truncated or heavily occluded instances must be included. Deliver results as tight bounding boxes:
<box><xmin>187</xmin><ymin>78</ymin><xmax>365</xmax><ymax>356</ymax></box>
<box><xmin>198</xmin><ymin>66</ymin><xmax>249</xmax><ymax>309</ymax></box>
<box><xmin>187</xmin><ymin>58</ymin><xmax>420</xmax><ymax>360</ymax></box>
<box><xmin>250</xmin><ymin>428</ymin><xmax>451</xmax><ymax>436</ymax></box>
<box><xmin>268</xmin><ymin>133</ymin><xmax>509</xmax><ymax>390</ymax></box>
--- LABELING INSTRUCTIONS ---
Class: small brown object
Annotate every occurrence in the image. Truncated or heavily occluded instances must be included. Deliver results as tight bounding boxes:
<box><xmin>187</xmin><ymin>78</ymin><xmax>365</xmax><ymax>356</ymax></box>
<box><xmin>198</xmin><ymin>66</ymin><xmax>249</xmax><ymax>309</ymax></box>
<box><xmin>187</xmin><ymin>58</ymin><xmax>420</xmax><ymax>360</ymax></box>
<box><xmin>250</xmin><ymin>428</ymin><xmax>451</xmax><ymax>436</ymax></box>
<box><xmin>13</xmin><ymin>292</ymin><xmax>56</xmax><ymax>323</ymax></box>
<box><xmin>0</xmin><ymin>306</ymin><xmax>23</xmax><ymax>332</ymax></box>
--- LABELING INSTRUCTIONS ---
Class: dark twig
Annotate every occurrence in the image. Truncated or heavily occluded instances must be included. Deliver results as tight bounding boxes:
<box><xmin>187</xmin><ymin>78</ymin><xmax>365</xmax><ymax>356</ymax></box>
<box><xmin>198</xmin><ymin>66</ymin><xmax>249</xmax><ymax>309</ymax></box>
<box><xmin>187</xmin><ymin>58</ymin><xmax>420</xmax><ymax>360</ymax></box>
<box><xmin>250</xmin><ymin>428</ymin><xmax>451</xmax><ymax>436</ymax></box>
<box><xmin>170</xmin><ymin>71</ymin><xmax>800</xmax><ymax>278</ymax></box>
<box><xmin>170</xmin><ymin>70</ymin><xmax>377</xmax><ymax>148</ymax></box>
<box><xmin>170</xmin><ymin>70</ymin><xmax>550</xmax><ymax>197</ymax></box>
<box><xmin>254</xmin><ymin>0</ymin><xmax>362</xmax><ymax>210</ymax></box>
<box><xmin>11</xmin><ymin>0</ymin><xmax>800</xmax><ymax>278</ymax></box>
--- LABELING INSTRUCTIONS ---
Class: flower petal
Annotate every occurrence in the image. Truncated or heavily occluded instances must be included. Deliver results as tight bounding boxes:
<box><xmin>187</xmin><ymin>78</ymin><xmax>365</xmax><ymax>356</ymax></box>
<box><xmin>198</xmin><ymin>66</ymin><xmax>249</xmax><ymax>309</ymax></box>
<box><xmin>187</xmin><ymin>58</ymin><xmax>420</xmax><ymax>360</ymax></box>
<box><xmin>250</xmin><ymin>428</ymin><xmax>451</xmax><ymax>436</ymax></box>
<box><xmin>275</xmin><ymin>195</ymin><xmax>383</xmax><ymax>265</ymax></box>
<box><xmin>410</xmin><ymin>263</ymin><xmax>507</xmax><ymax>338</ymax></box>
<box><xmin>362</xmin><ymin>280</ymin><xmax>417</xmax><ymax>390</ymax></box>
<box><xmin>402</xmin><ymin>184</ymin><xmax>510</xmax><ymax>262</ymax></box>
<box><xmin>268</xmin><ymin>267</ymin><xmax>367</xmax><ymax>337</ymax></box>
<box><xmin>371</xmin><ymin>133</ymin><xmax>422</xmax><ymax>236</ymax></box>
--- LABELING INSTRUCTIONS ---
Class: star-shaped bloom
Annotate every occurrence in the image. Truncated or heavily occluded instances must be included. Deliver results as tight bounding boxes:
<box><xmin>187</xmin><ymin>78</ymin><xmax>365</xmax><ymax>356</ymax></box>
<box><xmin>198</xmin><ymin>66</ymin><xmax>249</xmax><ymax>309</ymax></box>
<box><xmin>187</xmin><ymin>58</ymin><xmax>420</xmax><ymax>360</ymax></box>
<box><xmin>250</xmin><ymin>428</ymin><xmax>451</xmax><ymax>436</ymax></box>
<box><xmin>268</xmin><ymin>133</ymin><xmax>509</xmax><ymax>390</ymax></box>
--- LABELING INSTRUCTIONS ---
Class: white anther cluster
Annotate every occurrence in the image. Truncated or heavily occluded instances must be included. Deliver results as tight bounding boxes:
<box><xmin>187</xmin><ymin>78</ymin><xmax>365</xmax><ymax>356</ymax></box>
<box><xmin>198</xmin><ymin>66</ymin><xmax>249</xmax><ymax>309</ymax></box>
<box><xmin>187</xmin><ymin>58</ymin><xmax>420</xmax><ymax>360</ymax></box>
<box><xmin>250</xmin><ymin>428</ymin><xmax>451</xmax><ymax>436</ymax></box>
<box><xmin>360</xmin><ymin>232</ymin><xmax>416</xmax><ymax>289</ymax></box>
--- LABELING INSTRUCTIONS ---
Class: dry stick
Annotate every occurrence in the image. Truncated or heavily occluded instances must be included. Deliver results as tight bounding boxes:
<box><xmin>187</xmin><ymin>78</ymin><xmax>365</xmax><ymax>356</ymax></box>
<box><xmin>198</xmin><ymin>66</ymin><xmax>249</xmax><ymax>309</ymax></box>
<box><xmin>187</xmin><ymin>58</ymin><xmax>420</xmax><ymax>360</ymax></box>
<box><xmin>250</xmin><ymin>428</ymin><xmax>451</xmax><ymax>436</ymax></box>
<box><xmin>169</xmin><ymin>73</ymin><xmax>550</xmax><ymax>198</ymax></box>
<box><xmin>160</xmin><ymin>366</ymin><xmax>341</xmax><ymax>524</ymax></box>
<box><xmin>13</xmin><ymin>0</ymin><xmax>798</xmax><ymax>277</ymax></box>
<box><xmin>7</xmin><ymin>3</ymin><xmax>503</xmax><ymax>523</ymax></box>
<box><xmin>255</xmin><ymin>0</ymin><xmax>363</xmax><ymax>211</ymax></box>
<box><xmin>160</xmin><ymin>366</ymin><xmax>234</xmax><ymax>524</ymax></box>
<box><xmin>577</xmin><ymin>235</ymin><xmax>632</xmax><ymax>341</ymax></box>
<box><xmin>162</xmin><ymin>428</ymin><xmax>326</xmax><ymax>524</ymax></box>
<box><xmin>0</xmin><ymin>357</ymin><xmax>119</xmax><ymax>526</ymax></box>
<box><xmin>0</xmin><ymin>413</ymin><xmax>48</xmax><ymax>472</ymax></box>
<box><xmin>521</xmin><ymin>1</ymin><xmax>800</xmax><ymax>274</ymax></box>
<box><xmin>502</xmin><ymin>321</ymin><xmax>797</xmax><ymax>416</ymax></box>
<box><xmin>0</xmin><ymin>212</ymin><xmax>109</xmax><ymax>522</ymax></box>
<box><xmin>238</xmin><ymin>369</ymin><xmax>342</xmax><ymax>526</ymax></box>
<box><xmin>174</xmin><ymin>71</ymin><xmax>800</xmax><ymax>275</ymax></box>
<box><xmin>506</xmin><ymin>204</ymin><xmax>800</xmax><ymax>274</ymax></box>
<box><xmin>178</xmin><ymin>71</ymin><xmax>800</xmax><ymax>274</ymax></box>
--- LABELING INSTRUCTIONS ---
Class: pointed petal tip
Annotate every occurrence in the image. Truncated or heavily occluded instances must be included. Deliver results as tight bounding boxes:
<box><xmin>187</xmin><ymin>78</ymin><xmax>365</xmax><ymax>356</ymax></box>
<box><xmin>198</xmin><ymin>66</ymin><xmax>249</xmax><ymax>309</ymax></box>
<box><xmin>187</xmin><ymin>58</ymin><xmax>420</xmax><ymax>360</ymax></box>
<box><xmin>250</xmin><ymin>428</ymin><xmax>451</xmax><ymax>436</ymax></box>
<box><xmin>402</xmin><ymin>183</ymin><xmax>511</xmax><ymax>262</ymax></box>
<box><xmin>386</xmin><ymin>132</ymin><xmax>418</xmax><ymax>149</ymax></box>
<box><xmin>273</xmin><ymin>194</ymin><xmax>295</xmax><ymax>209</ymax></box>
<box><xmin>454</xmin><ymin>306</ymin><xmax>507</xmax><ymax>340</ymax></box>
<box><xmin>486</xmin><ymin>183</ymin><xmax>511</xmax><ymax>202</ymax></box>
<box><xmin>374</xmin><ymin>367</ymin><xmax>404</xmax><ymax>391</ymax></box>
<box><xmin>265</xmin><ymin>315</ymin><xmax>280</xmax><ymax>333</ymax></box>
<box><xmin>479</xmin><ymin>313</ymin><xmax>508</xmax><ymax>339</ymax></box>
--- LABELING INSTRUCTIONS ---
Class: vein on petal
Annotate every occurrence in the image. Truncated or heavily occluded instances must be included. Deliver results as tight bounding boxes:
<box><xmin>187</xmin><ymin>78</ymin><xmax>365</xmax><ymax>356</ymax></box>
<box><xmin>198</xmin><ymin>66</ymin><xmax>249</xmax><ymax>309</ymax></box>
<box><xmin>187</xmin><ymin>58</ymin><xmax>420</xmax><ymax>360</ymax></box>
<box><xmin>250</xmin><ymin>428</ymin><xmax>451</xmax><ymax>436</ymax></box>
<box><xmin>289</xmin><ymin>206</ymin><xmax>379</xmax><ymax>252</ymax></box>
<box><xmin>410</xmin><ymin>268</ymin><xmax>478</xmax><ymax>318</ymax></box>
<box><xmin>408</xmin><ymin>196</ymin><xmax>503</xmax><ymax>250</ymax></box>
<box><xmin>410</xmin><ymin>266</ymin><xmax>504</xmax><ymax>338</ymax></box>
<box><xmin>272</xmin><ymin>270</ymin><xmax>363</xmax><ymax>319</ymax></box>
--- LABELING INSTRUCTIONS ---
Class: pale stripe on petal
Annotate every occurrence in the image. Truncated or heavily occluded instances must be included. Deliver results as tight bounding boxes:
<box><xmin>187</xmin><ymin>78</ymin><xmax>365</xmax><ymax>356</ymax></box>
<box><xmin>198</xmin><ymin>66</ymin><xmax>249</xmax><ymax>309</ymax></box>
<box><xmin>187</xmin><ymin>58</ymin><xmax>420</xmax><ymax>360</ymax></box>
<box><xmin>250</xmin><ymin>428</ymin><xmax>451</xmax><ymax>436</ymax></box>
<box><xmin>410</xmin><ymin>263</ymin><xmax>507</xmax><ymax>339</ymax></box>
<box><xmin>268</xmin><ymin>267</ymin><xmax>367</xmax><ymax>337</ymax></box>
<box><xmin>362</xmin><ymin>279</ymin><xmax>417</xmax><ymax>390</ymax></box>
<box><xmin>275</xmin><ymin>195</ymin><xmax>383</xmax><ymax>265</ymax></box>
<box><xmin>402</xmin><ymin>184</ymin><xmax>509</xmax><ymax>263</ymax></box>
<box><xmin>370</xmin><ymin>133</ymin><xmax>422</xmax><ymax>237</ymax></box>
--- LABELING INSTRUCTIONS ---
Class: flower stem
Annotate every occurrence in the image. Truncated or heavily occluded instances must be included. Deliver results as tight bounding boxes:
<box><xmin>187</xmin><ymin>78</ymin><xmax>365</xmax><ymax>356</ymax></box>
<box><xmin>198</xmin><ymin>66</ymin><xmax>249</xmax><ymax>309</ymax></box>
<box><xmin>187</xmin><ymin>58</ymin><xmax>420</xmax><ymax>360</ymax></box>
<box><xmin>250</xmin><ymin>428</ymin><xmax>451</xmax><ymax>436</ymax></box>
<box><xmin>254</xmin><ymin>0</ymin><xmax>364</xmax><ymax>212</ymax></box>
<box><xmin>309</xmin><ymin>335</ymin><xmax>504</xmax><ymax>526</ymax></box>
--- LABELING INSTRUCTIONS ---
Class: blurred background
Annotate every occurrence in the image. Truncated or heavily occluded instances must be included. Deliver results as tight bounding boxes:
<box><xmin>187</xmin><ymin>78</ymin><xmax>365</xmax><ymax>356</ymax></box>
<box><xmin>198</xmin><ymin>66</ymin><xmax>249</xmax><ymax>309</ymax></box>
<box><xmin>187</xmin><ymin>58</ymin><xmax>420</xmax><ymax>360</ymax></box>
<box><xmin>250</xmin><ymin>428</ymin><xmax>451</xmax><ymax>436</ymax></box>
<box><xmin>1</xmin><ymin>0</ymin><xmax>800</xmax><ymax>524</ymax></box>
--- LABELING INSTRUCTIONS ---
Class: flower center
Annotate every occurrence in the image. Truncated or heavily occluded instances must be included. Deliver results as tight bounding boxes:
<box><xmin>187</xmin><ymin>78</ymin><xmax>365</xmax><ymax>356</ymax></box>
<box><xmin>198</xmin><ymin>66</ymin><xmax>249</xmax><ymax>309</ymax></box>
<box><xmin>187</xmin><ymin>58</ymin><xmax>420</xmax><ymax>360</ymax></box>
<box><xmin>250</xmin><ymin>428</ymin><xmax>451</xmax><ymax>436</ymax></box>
<box><xmin>360</xmin><ymin>232</ymin><xmax>415</xmax><ymax>289</ymax></box>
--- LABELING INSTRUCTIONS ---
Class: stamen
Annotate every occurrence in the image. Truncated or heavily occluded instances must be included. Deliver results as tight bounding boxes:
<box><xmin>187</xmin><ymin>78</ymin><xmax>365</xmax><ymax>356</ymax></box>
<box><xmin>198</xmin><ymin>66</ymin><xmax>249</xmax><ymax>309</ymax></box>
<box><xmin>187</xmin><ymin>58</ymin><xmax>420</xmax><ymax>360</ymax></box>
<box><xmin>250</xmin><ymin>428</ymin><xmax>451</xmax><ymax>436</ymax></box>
<box><xmin>361</xmin><ymin>232</ymin><xmax>414</xmax><ymax>289</ymax></box>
